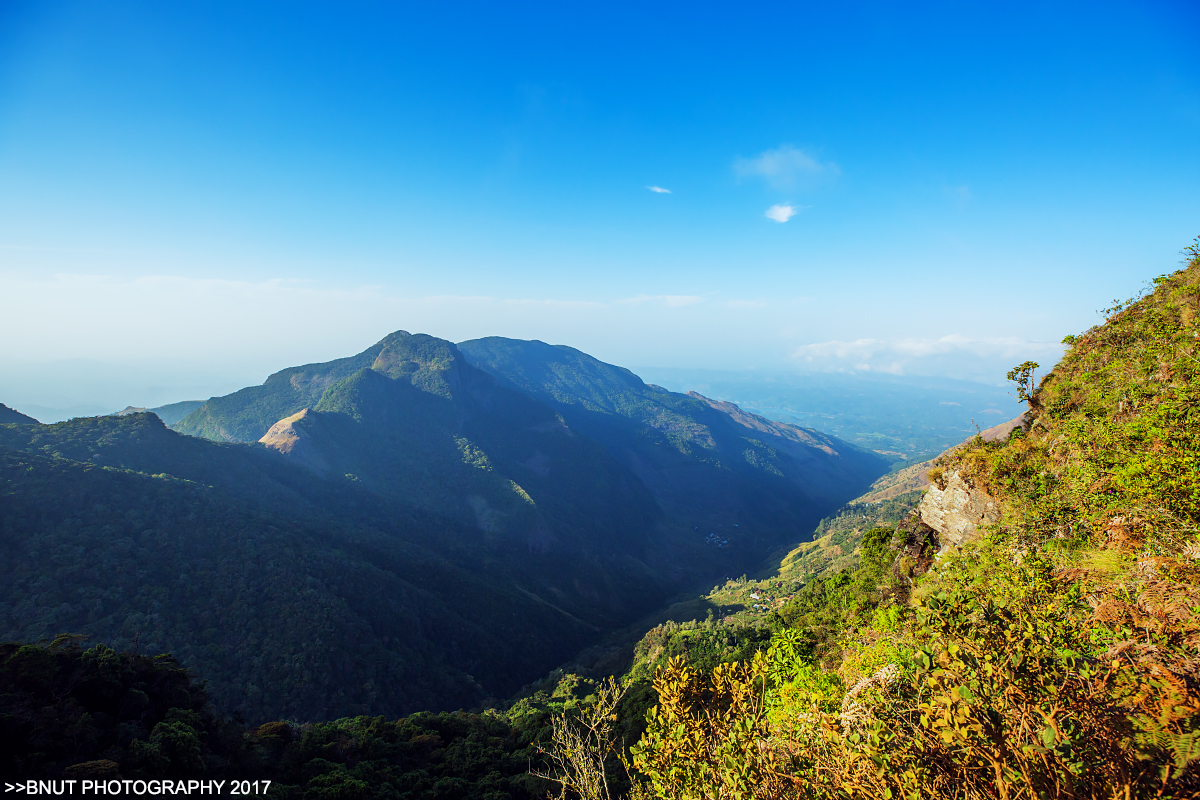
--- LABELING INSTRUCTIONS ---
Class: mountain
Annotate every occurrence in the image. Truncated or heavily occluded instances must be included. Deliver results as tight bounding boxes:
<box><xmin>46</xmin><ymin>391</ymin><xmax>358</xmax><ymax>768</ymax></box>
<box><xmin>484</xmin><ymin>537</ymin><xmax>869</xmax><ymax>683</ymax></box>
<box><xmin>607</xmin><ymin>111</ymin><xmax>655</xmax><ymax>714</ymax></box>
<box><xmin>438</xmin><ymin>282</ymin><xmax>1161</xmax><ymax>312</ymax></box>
<box><xmin>174</xmin><ymin>338</ymin><xmax>398</xmax><ymax>442</ymax></box>
<box><xmin>0</xmin><ymin>402</ymin><xmax>39</xmax><ymax>424</ymax></box>
<box><xmin>178</xmin><ymin>332</ymin><xmax>670</xmax><ymax>626</ymax></box>
<box><xmin>179</xmin><ymin>331</ymin><xmax>886</xmax><ymax>582</ymax></box>
<box><xmin>458</xmin><ymin>336</ymin><xmax>889</xmax><ymax>558</ymax></box>
<box><xmin>112</xmin><ymin>399</ymin><xmax>205</xmax><ymax>425</ymax></box>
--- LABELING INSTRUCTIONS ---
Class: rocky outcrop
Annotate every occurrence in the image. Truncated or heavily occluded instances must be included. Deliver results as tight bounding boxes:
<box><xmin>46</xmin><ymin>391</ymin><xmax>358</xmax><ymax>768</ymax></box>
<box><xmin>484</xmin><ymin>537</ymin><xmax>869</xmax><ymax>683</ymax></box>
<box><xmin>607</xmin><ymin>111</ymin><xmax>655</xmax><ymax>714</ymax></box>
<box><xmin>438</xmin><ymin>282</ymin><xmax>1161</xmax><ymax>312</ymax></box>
<box><xmin>853</xmin><ymin>413</ymin><xmax>1028</xmax><ymax>504</ymax></box>
<box><xmin>259</xmin><ymin>408</ymin><xmax>330</xmax><ymax>475</ymax></box>
<box><xmin>918</xmin><ymin>470</ymin><xmax>1000</xmax><ymax>552</ymax></box>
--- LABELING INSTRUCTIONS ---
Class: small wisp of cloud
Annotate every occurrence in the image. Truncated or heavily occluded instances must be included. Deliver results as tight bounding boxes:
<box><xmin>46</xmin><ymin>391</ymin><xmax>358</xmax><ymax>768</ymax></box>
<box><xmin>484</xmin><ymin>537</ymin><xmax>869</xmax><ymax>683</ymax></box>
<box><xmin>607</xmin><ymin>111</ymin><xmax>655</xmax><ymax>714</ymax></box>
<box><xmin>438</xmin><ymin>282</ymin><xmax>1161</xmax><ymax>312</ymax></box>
<box><xmin>765</xmin><ymin>204</ymin><xmax>798</xmax><ymax>223</ymax></box>
<box><xmin>646</xmin><ymin>186</ymin><xmax>672</xmax><ymax>193</ymax></box>
<box><xmin>943</xmin><ymin>184</ymin><xmax>972</xmax><ymax>208</ymax></box>
<box><xmin>734</xmin><ymin>144</ymin><xmax>839</xmax><ymax>189</ymax></box>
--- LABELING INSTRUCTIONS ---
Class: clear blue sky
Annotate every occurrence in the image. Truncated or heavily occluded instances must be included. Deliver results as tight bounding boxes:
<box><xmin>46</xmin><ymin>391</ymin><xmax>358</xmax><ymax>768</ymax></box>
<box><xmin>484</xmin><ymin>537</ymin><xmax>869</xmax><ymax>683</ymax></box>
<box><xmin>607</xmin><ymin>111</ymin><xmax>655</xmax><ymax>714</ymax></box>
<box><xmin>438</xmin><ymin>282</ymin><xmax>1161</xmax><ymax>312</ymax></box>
<box><xmin>1</xmin><ymin>1</ymin><xmax>1198</xmax><ymax>409</ymax></box>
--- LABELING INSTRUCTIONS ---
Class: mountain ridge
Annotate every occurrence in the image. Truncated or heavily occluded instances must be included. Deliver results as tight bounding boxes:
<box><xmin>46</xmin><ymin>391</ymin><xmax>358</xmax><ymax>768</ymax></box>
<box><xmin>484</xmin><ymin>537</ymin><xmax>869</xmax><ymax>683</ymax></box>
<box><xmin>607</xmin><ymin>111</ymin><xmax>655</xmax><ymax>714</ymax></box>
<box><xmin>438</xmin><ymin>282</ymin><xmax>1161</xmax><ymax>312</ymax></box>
<box><xmin>458</xmin><ymin>335</ymin><xmax>889</xmax><ymax>560</ymax></box>
<box><xmin>0</xmin><ymin>402</ymin><xmax>39</xmax><ymax>425</ymax></box>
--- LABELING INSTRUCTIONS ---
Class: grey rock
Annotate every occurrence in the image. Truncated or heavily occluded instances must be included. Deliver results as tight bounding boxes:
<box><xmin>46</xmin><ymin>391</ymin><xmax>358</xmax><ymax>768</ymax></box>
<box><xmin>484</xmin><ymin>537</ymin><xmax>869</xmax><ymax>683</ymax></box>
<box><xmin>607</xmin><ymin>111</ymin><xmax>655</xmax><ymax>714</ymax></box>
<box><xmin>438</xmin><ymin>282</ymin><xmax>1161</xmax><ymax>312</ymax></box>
<box><xmin>919</xmin><ymin>470</ymin><xmax>1000</xmax><ymax>552</ymax></box>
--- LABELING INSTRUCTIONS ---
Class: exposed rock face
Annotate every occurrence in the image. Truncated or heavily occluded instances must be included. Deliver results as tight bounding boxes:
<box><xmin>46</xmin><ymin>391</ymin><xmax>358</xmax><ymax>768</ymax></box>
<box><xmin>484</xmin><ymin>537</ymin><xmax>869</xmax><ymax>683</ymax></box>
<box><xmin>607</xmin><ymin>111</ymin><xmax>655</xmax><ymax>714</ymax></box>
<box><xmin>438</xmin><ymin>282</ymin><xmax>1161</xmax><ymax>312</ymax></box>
<box><xmin>919</xmin><ymin>470</ymin><xmax>1000</xmax><ymax>551</ymax></box>
<box><xmin>259</xmin><ymin>408</ymin><xmax>329</xmax><ymax>475</ymax></box>
<box><xmin>854</xmin><ymin>413</ymin><xmax>1027</xmax><ymax>504</ymax></box>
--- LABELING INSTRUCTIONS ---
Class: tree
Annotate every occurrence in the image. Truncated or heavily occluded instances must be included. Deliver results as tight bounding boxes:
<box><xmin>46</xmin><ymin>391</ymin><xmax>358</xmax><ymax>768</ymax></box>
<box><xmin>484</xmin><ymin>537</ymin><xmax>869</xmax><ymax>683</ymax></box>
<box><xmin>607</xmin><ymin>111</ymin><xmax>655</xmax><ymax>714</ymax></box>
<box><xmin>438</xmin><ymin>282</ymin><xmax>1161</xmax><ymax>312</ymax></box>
<box><xmin>1006</xmin><ymin>361</ymin><xmax>1039</xmax><ymax>405</ymax></box>
<box><xmin>533</xmin><ymin>676</ymin><xmax>635</xmax><ymax>800</ymax></box>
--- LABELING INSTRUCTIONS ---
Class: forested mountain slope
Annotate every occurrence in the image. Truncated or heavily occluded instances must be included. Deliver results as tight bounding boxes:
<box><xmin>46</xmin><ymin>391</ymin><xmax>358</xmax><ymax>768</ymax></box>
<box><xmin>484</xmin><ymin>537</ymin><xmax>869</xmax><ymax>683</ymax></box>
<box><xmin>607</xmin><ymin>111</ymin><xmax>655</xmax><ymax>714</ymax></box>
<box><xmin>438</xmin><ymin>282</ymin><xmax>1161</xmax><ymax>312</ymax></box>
<box><xmin>459</xmin><ymin>337</ymin><xmax>888</xmax><ymax>560</ymax></box>
<box><xmin>0</xmin><ymin>402</ymin><xmax>38</xmax><ymax>424</ymax></box>
<box><xmin>0</xmin><ymin>414</ymin><xmax>606</xmax><ymax>722</ymax></box>
<box><xmin>173</xmin><ymin>337</ymin><xmax>395</xmax><ymax>442</ymax></box>
<box><xmin>176</xmin><ymin>331</ymin><xmax>885</xmax><ymax>581</ymax></box>
<box><xmin>251</xmin><ymin>333</ymin><xmax>666</xmax><ymax>623</ymax></box>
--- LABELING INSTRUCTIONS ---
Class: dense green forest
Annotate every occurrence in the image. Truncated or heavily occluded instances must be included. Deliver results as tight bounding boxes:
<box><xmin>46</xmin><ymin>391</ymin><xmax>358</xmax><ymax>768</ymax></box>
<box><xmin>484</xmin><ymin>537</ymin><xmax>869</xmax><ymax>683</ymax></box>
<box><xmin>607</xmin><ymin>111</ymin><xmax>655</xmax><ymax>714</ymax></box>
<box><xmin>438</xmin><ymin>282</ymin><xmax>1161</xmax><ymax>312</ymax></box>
<box><xmin>0</xmin><ymin>418</ymin><xmax>901</xmax><ymax>791</ymax></box>
<box><xmin>0</xmin><ymin>415</ymin><xmax>614</xmax><ymax>721</ymax></box>
<box><xmin>0</xmin><ymin>636</ymin><xmax>559</xmax><ymax>797</ymax></box>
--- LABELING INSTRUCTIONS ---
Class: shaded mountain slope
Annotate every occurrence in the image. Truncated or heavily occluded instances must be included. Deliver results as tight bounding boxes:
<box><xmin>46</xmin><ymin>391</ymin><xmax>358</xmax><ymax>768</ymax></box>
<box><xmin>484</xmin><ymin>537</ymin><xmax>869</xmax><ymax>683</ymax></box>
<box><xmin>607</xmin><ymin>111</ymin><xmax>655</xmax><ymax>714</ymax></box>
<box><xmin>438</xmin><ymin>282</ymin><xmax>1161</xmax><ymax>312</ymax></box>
<box><xmin>458</xmin><ymin>337</ymin><xmax>889</xmax><ymax>558</ymax></box>
<box><xmin>4</xmin><ymin>332</ymin><xmax>893</xmax><ymax>724</ymax></box>
<box><xmin>248</xmin><ymin>334</ymin><xmax>668</xmax><ymax>623</ymax></box>
<box><xmin>174</xmin><ymin>331</ymin><xmax>886</xmax><ymax>612</ymax></box>
<box><xmin>0</xmin><ymin>414</ymin><xmax>606</xmax><ymax>722</ymax></box>
<box><xmin>0</xmin><ymin>402</ymin><xmax>38</xmax><ymax>424</ymax></box>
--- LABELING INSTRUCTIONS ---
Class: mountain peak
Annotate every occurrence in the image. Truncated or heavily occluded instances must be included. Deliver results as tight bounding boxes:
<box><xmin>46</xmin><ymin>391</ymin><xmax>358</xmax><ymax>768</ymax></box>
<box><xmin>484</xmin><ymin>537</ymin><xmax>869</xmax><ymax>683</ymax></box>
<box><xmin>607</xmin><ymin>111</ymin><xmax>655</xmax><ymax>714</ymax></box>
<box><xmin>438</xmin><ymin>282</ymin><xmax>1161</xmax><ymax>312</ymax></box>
<box><xmin>370</xmin><ymin>332</ymin><xmax>467</xmax><ymax>398</ymax></box>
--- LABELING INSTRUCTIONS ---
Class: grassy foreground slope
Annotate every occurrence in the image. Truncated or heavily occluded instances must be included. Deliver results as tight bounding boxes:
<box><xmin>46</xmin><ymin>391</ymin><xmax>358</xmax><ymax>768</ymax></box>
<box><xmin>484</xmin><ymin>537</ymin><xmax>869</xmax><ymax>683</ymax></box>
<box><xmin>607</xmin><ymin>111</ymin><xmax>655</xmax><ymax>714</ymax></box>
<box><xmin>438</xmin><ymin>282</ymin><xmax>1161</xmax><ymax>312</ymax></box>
<box><xmin>607</xmin><ymin>242</ymin><xmax>1200</xmax><ymax>798</ymax></box>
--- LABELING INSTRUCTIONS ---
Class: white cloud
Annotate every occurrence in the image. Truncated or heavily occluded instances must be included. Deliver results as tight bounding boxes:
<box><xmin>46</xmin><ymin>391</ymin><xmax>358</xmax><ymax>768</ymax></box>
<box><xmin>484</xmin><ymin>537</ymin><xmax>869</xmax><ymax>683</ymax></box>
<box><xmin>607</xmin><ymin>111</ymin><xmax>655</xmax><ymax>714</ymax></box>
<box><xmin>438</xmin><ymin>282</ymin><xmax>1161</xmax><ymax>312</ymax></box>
<box><xmin>646</xmin><ymin>186</ymin><xmax>672</xmax><ymax>193</ymax></box>
<box><xmin>765</xmin><ymin>204</ymin><xmax>797</xmax><ymax>223</ymax></box>
<box><xmin>791</xmin><ymin>335</ymin><xmax>1065</xmax><ymax>382</ymax></box>
<box><xmin>734</xmin><ymin>144</ymin><xmax>839</xmax><ymax>189</ymax></box>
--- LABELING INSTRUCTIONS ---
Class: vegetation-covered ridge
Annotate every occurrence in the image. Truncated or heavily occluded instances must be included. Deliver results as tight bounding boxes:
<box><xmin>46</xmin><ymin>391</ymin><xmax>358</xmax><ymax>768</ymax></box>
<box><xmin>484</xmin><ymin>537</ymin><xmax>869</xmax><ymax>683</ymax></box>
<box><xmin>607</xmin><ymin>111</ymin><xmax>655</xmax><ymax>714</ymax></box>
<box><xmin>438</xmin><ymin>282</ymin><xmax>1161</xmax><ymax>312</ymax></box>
<box><xmin>0</xmin><ymin>402</ymin><xmax>38</xmax><ymax>425</ymax></box>
<box><xmin>535</xmin><ymin>240</ymin><xmax>1200</xmax><ymax>799</ymax></box>
<box><xmin>458</xmin><ymin>336</ymin><xmax>889</xmax><ymax>564</ymax></box>
<box><xmin>9</xmin><ymin>248</ymin><xmax>1197</xmax><ymax>797</ymax></box>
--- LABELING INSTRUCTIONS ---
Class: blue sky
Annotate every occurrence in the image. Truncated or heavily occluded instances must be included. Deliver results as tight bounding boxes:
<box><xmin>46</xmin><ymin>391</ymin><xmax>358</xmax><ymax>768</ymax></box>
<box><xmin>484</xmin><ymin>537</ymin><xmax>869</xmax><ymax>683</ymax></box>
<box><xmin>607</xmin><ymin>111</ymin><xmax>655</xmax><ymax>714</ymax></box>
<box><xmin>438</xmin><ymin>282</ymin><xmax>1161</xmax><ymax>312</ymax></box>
<box><xmin>1</xmin><ymin>1</ymin><xmax>1198</xmax><ymax>409</ymax></box>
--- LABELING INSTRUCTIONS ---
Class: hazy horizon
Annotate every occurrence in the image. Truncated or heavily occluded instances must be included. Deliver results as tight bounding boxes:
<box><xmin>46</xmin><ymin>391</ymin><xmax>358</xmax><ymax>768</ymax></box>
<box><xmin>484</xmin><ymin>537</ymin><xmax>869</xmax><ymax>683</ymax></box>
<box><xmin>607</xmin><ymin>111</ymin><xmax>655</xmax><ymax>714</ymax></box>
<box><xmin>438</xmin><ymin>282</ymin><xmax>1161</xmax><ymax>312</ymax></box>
<box><xmin>0</xmin><ymin>340</ymin><xmax>1023</xmax><ymax>419</ymax></box>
